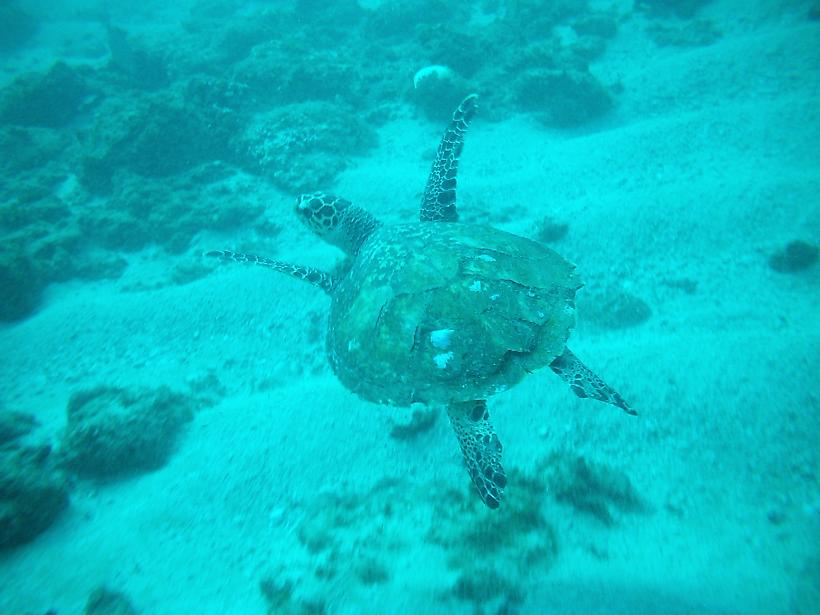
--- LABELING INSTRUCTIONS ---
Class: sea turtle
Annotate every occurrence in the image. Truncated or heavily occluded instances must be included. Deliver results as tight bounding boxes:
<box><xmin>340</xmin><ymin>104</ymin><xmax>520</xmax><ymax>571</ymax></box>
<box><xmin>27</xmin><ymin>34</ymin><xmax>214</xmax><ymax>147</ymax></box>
<box><xmin>208</xmin><ymin>95</ymin><xmax>634</xmax><ymax>509</ymax></box>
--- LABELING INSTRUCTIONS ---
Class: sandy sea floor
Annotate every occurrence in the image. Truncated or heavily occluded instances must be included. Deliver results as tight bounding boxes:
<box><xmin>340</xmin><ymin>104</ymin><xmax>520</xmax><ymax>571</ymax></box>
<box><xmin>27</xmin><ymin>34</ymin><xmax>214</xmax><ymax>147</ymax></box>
<box><xmin>1</xmin><ymin>1</ymin><xmax>819</xmax><ymax>613</ymax></box>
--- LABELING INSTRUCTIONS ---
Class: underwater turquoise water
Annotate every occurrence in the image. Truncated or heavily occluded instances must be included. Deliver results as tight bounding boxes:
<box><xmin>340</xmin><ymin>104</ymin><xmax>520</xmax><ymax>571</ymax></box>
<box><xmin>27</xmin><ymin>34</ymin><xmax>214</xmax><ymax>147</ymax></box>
<box><xmin>0</xmin><ymin>1</ymin><xmax>818</xmax><ymax>613</ymax></box>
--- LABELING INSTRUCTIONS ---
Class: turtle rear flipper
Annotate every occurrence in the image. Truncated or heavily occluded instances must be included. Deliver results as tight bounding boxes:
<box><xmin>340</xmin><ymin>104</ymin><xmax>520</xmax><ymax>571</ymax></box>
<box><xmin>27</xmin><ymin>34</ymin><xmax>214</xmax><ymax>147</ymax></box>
<box><xmin>447</xmin><ymin>400</ymin><xmax>506</xmax><ymax>509</ymax></box>
<box><xmin>550</xmin><ymin>347</ymin><xmax>636</xmax><ymax>416</ymax></box>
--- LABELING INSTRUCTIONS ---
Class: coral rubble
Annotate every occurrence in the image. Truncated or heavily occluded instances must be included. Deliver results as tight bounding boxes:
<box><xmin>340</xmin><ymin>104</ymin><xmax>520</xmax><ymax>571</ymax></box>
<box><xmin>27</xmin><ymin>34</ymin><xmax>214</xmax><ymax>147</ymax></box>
<box><xmin>60</xmin><ymin>385</ymin><xmax>195</xmax><ymax>479</ymax></box>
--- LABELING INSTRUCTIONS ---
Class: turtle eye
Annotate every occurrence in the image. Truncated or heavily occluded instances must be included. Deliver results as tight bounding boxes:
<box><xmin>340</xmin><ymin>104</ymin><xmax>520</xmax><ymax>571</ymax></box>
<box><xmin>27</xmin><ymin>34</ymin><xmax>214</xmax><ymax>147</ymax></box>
<box><xmin>296</xmin><ymin>194</ymin><xmax>321</xmax><ymax>216</ymax></box>
<box><xmin>296</xmin><ymin>192</ymin><xmax>349</xmax><ymax>236</ymax></box>
<box><xmin>296</xmin><ymin>193</ymin><xmax>327</xmax><ymax>234</ymax></box>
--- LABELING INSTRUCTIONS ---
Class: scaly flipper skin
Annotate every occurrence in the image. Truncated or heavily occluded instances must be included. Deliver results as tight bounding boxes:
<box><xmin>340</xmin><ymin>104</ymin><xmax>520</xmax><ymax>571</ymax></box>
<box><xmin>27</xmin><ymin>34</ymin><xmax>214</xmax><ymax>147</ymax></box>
<box><xmin>447</xmin><ymin>400</ymin><xmax>507</xmax><ymax>509</ymax></box>
<box><xmin>549</xmin><ymin>347</ymin><xmax>636</xmax><ymax>416</ymax></box>
<box><xmin>420</xmin><ymin>94</ymin><xmax>479</xmax><ymax>223</ymax></box>
<box><xmin>206</xmin><ymin>250</ymin><xmax>336</xmax><ymax>294</ymax></box>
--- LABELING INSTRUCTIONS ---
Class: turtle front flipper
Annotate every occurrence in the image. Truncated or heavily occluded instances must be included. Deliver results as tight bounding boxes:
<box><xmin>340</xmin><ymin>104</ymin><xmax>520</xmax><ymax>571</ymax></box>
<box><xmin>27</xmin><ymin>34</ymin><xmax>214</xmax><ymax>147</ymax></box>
<box><xmin>447</xmin><ymin>400</ymin><xmax>506</xmax><ymax>509</ymax></box>
<box><xmin>550</xmin><ymin>347</ymin><xmax>636</xmax><ymax>416</ymax></box>
<box><xmin>420</xmin><ymin>94</ymin><xmax>479</xmax><ymax>223</ymax></box>
<box><xmin>206</xmin><ymin>250</ymin><xmax>336</xmax><ymax>294</ymax></box>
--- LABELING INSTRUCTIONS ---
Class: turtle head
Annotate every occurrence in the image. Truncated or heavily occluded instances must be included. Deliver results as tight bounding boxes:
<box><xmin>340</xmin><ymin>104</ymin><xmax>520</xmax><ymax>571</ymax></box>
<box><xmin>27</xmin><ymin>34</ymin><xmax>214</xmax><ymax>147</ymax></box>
<box><xmin>296</xmin><ymin>192</ymin><xmax>381</xmax><ymax>255</ymax></box>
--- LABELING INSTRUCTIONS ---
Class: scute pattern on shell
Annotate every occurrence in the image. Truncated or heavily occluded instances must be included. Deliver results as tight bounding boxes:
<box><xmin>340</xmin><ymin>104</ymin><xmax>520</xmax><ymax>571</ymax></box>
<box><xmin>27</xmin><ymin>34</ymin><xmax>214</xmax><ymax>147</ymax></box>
<box><xmin>327</xmin><ymin>222</ymin><xmax>580</xmax><ymax>406</ymax></box>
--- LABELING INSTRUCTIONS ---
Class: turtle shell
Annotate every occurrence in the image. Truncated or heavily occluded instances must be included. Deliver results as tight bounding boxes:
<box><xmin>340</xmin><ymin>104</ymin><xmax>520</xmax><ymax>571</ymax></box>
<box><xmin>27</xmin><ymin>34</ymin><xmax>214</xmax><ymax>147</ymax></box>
<box><xmin>327</xmin><ymin>223</ymin><xmax>580</xmax><ymax>406</ymax></box>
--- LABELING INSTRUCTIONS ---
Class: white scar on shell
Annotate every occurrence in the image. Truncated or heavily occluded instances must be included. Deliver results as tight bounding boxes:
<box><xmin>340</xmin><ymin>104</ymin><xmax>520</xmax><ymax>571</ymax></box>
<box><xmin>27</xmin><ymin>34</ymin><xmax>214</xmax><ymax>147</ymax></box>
<box><xmin>433</xmin><ymin>351</ymin><xmax>454</xmax><ymax>369</ymax></box>
<box><xmin>430</xmin><ymin>328</ymin><xmax>454</xmax><ymax>349</ymax></box>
